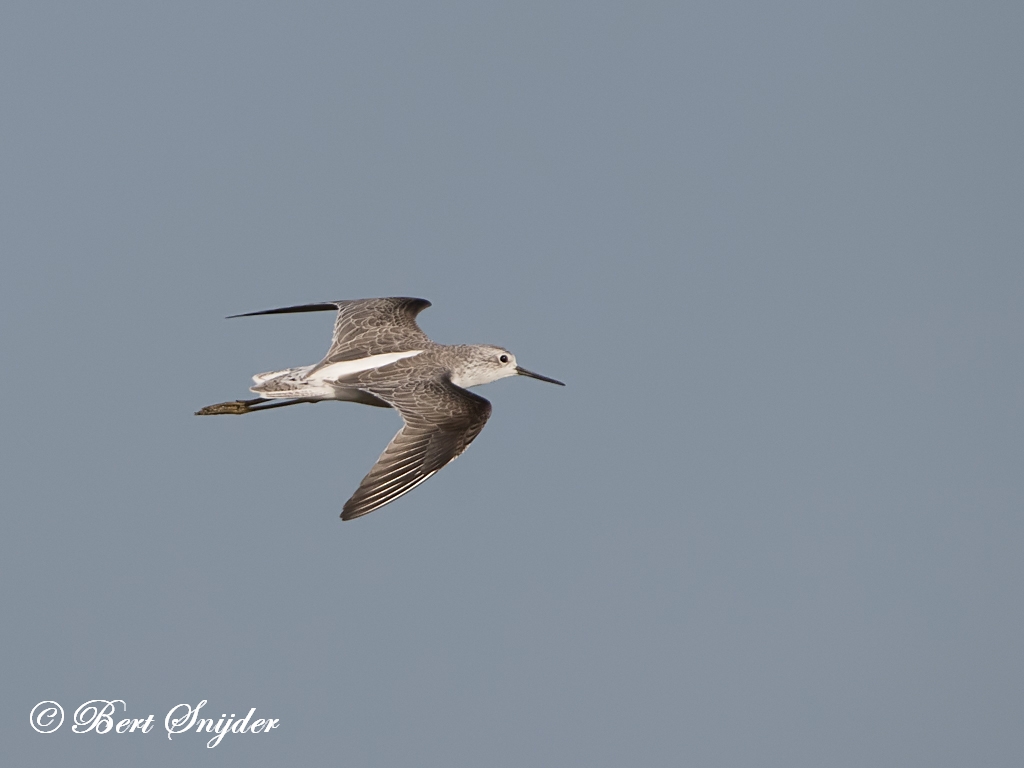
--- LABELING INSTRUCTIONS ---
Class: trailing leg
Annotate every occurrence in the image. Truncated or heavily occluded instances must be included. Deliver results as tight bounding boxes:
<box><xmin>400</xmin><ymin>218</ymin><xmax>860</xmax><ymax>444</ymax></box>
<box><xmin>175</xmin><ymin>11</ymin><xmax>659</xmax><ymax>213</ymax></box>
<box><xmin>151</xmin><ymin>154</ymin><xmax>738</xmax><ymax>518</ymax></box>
<box><xmin>195</xmin><ymin>397</ymin><xmax>321</xmax><ymax>416</ymax></box>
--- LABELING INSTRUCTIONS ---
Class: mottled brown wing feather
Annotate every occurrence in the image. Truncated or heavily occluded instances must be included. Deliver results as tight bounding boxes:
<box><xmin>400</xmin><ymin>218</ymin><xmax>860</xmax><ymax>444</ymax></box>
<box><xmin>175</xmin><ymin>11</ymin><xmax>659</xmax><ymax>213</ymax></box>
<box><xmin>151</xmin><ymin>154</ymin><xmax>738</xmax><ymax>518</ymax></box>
<box><xmin>229</xmin><ymin>297</ymin><xmax>433</xmax><ymax>363</ymax></box>
<box><xmin>324</xmin><ymin>298</ymin><xmax>433</xmax><ymax>362</ymax></box>
<box><xmin>341</xmin><ymin>379</ymin><xmax>492</xmax><ymax>520</ymax></box>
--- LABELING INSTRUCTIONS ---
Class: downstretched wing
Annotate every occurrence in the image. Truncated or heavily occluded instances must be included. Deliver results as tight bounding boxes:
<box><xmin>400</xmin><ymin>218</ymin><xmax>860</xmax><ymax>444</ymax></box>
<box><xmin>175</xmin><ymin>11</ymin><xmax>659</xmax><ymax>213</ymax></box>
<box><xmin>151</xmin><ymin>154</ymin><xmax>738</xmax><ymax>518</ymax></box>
<box><xmin>230</xmin><ymin>297</ymin><xmax>433</xmax><ymax>362</ymax></box>
<box><xmin>341</xmin><ymin>379</ymin><xmax>492</xmax><ymax>520</ymax></box>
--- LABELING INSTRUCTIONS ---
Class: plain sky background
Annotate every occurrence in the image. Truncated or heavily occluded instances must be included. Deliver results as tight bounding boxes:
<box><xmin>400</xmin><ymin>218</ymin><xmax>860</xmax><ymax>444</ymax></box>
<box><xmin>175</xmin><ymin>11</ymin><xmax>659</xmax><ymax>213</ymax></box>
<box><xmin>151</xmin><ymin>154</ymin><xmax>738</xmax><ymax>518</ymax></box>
<box><xmin>2</xmin><ymin>2</ymin><xmax>1022</xmax><ymax>766</ymax></box>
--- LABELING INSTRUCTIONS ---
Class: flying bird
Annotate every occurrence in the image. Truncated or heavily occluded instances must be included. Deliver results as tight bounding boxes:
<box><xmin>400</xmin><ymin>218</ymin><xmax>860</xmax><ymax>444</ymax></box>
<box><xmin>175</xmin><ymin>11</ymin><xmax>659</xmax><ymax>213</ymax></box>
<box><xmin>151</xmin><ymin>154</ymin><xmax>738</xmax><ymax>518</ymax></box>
<box><xmin>196</xmin><ymin>297</ymin><xmax>564</xmax><ymax>520</ymax></box>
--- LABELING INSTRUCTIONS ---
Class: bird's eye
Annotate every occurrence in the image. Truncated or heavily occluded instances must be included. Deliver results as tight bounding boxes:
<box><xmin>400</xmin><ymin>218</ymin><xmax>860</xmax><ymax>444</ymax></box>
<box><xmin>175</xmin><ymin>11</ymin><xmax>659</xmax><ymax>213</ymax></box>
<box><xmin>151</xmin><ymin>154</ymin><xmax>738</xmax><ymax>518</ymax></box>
<box><xmin>499</xmin><ymin>354</ymin><xmax>509</xmax><ymax>364</ymax></box>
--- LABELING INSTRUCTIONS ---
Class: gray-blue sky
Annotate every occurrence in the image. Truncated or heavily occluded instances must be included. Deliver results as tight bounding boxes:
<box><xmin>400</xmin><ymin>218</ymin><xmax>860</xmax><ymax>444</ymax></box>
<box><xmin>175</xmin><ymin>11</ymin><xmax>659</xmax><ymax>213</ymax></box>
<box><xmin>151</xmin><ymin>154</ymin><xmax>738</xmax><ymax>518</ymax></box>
<box><xmin>2</xmin><ymin>2</ymin><xmax>1022</xmax><ymax>765</ymax></box>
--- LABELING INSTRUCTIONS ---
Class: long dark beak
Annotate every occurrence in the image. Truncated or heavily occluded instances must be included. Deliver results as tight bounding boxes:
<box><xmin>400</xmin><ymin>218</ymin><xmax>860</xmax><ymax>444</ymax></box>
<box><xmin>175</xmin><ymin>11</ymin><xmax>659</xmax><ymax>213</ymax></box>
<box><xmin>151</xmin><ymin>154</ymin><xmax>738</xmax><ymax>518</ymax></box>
<box><xmin>516</xmin><ymin>366</ymin><xmax>565</xmax><ymax>386</ymax></box>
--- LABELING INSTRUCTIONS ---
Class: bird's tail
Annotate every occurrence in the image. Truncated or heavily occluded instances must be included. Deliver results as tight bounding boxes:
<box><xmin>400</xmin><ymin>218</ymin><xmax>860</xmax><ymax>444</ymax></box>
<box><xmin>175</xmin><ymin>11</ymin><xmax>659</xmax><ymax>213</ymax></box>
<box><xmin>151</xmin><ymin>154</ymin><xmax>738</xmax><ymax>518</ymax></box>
<box><xmin>249</xmin><ymin>365</ymin><xmax>331</xmax><ymax>399</ymax></box>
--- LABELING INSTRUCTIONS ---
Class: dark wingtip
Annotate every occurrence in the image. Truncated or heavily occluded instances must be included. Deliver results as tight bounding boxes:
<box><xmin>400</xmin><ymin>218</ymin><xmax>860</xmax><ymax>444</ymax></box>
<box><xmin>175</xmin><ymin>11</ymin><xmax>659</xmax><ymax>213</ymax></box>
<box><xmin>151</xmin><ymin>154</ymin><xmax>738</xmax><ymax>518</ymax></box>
<box><xmin>227</xmin><ymin>302</ymin><xmax>340</xmax><ymax>319</ymax></box>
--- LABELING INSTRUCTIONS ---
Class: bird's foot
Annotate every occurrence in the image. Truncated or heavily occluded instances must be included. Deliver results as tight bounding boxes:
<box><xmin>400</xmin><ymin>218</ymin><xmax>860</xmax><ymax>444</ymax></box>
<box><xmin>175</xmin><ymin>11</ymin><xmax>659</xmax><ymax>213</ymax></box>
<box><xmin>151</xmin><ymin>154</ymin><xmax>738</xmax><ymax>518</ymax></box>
<box><xmin>195</xmin><ymin>399</ymin><xmax>259</xmax><ymax>416</ymax></box>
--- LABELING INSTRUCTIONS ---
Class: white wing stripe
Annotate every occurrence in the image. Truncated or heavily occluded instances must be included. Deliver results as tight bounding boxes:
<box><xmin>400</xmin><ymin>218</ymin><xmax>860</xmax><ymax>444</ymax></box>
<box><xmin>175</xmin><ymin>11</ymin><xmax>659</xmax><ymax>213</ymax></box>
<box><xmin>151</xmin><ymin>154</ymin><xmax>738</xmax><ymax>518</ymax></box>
<box><xmin>309</xmin><ymin>350</ymin><xmax>423</xmax><ymax>383</ymax></box>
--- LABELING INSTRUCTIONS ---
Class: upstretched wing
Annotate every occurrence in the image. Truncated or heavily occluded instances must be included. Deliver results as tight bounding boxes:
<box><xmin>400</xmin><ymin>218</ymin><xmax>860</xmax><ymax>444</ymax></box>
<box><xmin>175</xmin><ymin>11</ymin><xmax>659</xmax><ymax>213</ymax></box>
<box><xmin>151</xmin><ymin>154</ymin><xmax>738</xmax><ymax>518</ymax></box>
<box><xmin>230</xmin><ymin>297</ymin><xmax>433</xmax><ymax>362</ymax></box>
<box><xmin>341</xmin><ymin>378</ymin><xmax>492</xmax><ymax>520</ymax></box>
